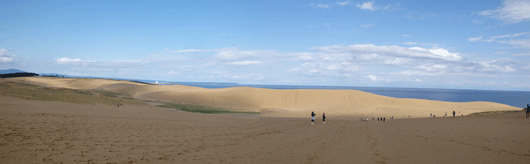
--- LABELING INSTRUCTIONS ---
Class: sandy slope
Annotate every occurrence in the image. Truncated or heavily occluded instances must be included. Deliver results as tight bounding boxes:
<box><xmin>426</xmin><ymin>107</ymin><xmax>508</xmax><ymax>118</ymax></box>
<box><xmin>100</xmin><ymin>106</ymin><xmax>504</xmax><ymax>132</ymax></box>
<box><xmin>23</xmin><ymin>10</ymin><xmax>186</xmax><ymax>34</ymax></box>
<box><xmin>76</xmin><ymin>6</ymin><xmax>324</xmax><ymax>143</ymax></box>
<box><xmin>1</xmin><ymin>96</ymin><xmax>529</xmax><ymax>163</ymax></box>
<box><xmin>19</xmin><ymin>77</ymin><xmax>521</xmax><ymax>118</ymax></box>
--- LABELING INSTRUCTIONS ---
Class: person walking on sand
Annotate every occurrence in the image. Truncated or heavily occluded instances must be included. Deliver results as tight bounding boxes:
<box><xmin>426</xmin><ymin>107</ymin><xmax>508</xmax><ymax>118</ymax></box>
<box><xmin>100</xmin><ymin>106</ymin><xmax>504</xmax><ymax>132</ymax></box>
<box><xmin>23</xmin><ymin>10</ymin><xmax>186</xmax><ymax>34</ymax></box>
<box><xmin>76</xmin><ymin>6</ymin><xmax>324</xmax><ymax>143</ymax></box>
<box><xmin>311</xmin><ymin>111</ymin><xmax>316</xmax><ymax>125</ymax></box>
<box><xmin>525</xmin><ymin>104</ymin><xmax>529</xmax><ymax>117</ymax></box>
<box><xmin>453</xmin><ymin>110</ymin><xmax>456</xmax><ymax>118</ymax></box>
<box><xmin>383</xmin><ymin>117</ymin><xmax>385</xmax><ymax>122</ymax></box>
<box><xmin>323</xmin><ymin>113</ymin><xmax>326</xmax><ymax>124</ymax></box>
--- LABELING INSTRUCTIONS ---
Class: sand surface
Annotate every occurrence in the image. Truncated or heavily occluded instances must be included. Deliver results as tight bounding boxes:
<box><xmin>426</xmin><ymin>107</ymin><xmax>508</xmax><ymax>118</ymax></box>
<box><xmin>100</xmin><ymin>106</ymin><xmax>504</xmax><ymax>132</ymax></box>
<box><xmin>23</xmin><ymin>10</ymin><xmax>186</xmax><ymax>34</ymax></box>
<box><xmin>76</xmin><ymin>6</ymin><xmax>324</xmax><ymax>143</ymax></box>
<box><xmin>17</xmin><ymin>77</ymin><xmax>521</xmax><ymax>118</ymax></box>
<box><xmin>1</xmin><ymin>95</ymin><xmax>529</xmax><ymax>163</ymax></box>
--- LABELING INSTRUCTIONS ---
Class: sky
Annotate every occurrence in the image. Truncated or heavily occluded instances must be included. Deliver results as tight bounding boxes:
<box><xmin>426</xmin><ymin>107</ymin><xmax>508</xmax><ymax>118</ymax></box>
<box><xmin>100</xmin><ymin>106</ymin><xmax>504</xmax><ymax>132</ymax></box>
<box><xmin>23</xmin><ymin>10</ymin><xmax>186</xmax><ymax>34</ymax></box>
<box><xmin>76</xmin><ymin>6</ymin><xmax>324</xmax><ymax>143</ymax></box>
<box><xmin>1</xmin><ymin>0</ymin><xmax>530</xmax><ymax>91</ymax></box>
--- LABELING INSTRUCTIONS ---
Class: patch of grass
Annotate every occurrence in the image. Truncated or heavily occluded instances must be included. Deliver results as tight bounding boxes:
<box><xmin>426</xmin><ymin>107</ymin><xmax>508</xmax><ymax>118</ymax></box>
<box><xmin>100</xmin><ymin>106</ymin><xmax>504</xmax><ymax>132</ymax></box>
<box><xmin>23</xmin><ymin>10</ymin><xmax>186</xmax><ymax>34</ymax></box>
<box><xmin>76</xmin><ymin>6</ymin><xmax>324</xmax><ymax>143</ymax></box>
<box><xmin>156</xmin><ymin>102</ymin><xmax>259</xmax><ymax>114</ymax></box>
<box><xmin>73</xmin><ymin>89</ymin><xmax>94</xmax><ymax>96</ymax></box>
<box><xmin>141</xmin><ymin>99</ymin><xmax>160</xmax><ymax>103</ymax></box>
<box><xmin>92</xmin><ymin>89</ymin><xmax>123</xmax><ymax>97</ymax></box>
<box><xmin>0</xmin><ymin>80</ymin><xmax>146</xmax><ymax>106</ymax></box>
<box><xmin>469</xmin><ymin>109</ymin><xmax>524</xmax><ymax>115</ymax></box>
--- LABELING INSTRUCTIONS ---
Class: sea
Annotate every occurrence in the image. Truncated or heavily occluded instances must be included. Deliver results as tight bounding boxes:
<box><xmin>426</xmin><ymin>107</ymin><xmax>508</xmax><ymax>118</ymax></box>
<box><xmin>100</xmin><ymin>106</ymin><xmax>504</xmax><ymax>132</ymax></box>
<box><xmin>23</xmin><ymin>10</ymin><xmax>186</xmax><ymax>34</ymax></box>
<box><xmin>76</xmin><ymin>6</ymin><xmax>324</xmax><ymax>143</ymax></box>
<box><xmin>37</xmin><ymin>74</ymin><xmax>530</xmax><ymax>108</ymax></box>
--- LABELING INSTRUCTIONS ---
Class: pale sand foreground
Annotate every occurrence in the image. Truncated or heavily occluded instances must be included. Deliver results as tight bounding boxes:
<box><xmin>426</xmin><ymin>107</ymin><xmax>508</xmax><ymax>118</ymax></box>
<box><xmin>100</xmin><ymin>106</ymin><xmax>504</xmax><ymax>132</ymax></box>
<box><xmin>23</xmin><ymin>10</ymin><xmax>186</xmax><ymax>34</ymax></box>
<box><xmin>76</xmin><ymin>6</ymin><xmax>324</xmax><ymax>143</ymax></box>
<box><xmin>1</xmin><ymin>96</ymin><xmax>529</xmax><ymax>164</ymax></box>
<box><xmin>18</xmin><ymin>77</ymin><xmax>520</xmax><ymax>118</ymax></box>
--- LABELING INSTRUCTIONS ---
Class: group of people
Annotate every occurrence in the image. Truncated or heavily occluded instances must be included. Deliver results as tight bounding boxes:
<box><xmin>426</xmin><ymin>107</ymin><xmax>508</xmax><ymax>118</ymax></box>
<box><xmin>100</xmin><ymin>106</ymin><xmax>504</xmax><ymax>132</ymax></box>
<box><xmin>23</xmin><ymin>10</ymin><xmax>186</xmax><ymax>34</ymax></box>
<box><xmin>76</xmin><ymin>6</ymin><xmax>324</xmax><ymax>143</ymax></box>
<box><xmin>430</xmin><ymin>110</ymin><xmax>457</xmax><ymax>118</ymax></box>
<box><xmin>360</xmin><ymin>116</ymin><xmax>392</xmax><ymax>122</ymax></box>
<box><xmin>311</xmin><ymin>111</ymin><xmax>325</xmax><ymax>124</ymax></box>
<box><xmin>309</xmin><ymin>104</ymin><xmax>530</xmax><ymax>124</ymax></box>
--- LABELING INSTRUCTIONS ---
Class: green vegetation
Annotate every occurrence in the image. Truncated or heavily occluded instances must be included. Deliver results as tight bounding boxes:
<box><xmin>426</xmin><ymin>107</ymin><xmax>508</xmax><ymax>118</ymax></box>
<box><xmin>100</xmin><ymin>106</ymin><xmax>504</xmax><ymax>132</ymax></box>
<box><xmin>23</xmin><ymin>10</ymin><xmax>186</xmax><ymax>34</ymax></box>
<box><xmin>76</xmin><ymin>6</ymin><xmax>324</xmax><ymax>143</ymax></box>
<box><xmin>92</xmin><ymin>89</ymin><xmax>124</xmax><ymax>97</ymax></box>
<box><xmin>0</xmin><ymin>80</ymin><xmax>146</xmax><ymax>106</ymax></box>
<box><xmin>468</xmin><ymin>109</ymin><xmax>524</xmax><ymax>115</ymax></box>
<box><xmin>141</xmin><ymin>99</ymin><xmax>160</xmax><ymax>103</ymax></box>
<box><xmin>156</xmin><ymin>102</ymin><xmax>259</xmax><ymax>114</ymax></box>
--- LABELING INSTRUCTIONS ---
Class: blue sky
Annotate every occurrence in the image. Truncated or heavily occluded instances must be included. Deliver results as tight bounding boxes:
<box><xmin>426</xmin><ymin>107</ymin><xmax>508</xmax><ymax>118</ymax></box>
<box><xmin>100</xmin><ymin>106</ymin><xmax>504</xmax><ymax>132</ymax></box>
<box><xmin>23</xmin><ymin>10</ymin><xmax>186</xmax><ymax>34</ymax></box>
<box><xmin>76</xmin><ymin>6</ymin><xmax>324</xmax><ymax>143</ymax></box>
<box><xmin>1</xmin><ymin>0</ymin><xmax>530</xmax><ymax>90</ymax></box>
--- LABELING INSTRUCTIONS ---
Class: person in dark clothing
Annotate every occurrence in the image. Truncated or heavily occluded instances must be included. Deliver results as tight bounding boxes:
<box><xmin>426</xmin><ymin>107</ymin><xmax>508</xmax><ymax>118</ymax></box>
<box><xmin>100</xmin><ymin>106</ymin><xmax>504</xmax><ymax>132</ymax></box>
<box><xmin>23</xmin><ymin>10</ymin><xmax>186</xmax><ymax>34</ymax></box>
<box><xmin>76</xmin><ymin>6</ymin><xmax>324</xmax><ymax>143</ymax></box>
<box><xmin>453</xmin><ymin>110</ymin><xmax>456</xmax><ymax>118</ymax></box>
<box><xmin>311</xmin><ymin>111</ymin><xmax>316</xmax><ymax>124</ymax></box>
<box><xmin>525</xmin><ymin>104</ymin><xmax>529</xmax><ymax>117</ymax></box>
<box><xmin>323</xmin><ymin>113</ymin><xmax>326</xmax><ymax>123</ymax></box>
<box><xmin>377</xmin><ymin>117</ymin><xmax>379</xmax><ymax>121</ymax></box>
<box><xmin>383</xmin><ymin>117</ymin><xmax>385</xmax><ymax>122</ymax></box>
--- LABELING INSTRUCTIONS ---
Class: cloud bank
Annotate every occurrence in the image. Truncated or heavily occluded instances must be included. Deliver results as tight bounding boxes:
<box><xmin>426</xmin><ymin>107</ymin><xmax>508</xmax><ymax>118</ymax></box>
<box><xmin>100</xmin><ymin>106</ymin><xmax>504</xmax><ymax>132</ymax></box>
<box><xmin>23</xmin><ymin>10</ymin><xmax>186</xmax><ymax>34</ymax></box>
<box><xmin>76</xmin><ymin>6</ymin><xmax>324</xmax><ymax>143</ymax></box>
<box><xmin>34</xmin><ymin>43</ymin><xmax>525</xmax><ymax>89</ymax></box>
<box><xmin>479</xmin><ymin>0</ymin><xmax>530</xmax><ymax>24</ymax></box>
<box><xmin>0</xmin><ymin>49</ymin><xmax>22</xmax><ymax>66</ymax></box>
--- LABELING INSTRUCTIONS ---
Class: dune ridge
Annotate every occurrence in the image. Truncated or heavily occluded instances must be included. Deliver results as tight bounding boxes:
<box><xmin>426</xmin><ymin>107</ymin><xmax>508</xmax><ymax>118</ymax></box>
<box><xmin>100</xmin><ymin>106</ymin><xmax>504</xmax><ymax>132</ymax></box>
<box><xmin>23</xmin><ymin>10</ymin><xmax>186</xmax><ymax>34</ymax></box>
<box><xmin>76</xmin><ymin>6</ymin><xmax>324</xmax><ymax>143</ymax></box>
<box><xmin>19</xmin><ymin>77</ymin><xmax>520</xmax><ymax>118</ymax></box>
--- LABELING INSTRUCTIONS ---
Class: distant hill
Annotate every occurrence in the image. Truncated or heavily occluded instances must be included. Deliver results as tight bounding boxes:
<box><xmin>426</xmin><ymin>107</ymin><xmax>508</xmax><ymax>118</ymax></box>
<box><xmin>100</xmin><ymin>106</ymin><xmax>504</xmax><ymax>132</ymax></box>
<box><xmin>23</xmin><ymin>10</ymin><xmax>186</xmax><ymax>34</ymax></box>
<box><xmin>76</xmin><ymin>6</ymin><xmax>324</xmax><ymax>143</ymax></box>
<box><xmin>0</xmin><ymin>69</ymin><xmax>25</xmax><ymax>74</ymax></box>
<box><xmin>0</xmin><ymin>69</ymin><xmax>39</xmax><ymax>78</ymax></box>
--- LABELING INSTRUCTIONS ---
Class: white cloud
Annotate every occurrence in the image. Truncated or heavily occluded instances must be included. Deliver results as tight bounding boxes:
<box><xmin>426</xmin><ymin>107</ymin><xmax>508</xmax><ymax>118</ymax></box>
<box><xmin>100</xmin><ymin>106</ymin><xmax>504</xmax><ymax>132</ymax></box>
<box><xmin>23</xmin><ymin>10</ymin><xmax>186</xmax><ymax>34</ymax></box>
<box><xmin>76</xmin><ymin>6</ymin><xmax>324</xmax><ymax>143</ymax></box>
<box><xmin>402</xmin><ymin>35</ymin><xmax>411</xmax><ymax>37</ymax></box>
<box><xmin>490</xmin><ymin>32</ymin><xmax>528</xmax><ymax>39</ymax></box>
<box><xmin>213</xmin><ymin>49</ymin><xmax>277</xmax><ymax>60</ymax></box>
<box><xmin>512</xmin><ymin>51</ymin><xmax>530</xmax><ymax>56</ymax></box>
<box><xmin>317</xmin><ymin>4</ymin><xmax>329</xmax><ymax>8</ymax></box>
<box><xmin>367</xmin><ymin>75</ymin><xmax>377</xmax><ymax>81</ymax></box>
<box><xmin>226</xmin><ymin>61</ymin><xmax>262</xmax><ymax>66</ymax></box>
<box><xmin>415</xmin><ymin>79</ymin><xmax>422</xmax><ymax>82</ymax></box>
<box><xmin>230</xmin><ymin>73</ymin><xmax>264</xmax><ymax>80</ymax></box>
<box><xmin>468</xmin><ymin>36</ymin><xmax>483</xmax><ymax>42</ymax></box>
<box><xmin>383</xmin><ymin>3</ymin><xmax>403</xmax><ymax>10</ymax></box>
<box><xmin>478</xmin><ymin>32</ymin><xmax>529</xmax><ymax>43</ymax></box>
<box><xmin>428</xmin><ymin>48</ymin><xmax>462</xmax><ymax>61</ymax></box>
<box><xmin>403</xmin><ymin>42</ymin><xmax>440</xmax><ymax>46</ymax></box>
<box><xmin>336</xmin><ymin>1</ymin><xmax>350</xmax><ymax>6</ymax></box>
<box><xmin>476</xmin><ymin>32</ymin><xmax>530</xmax><ymax>48</ymax></box>
<box><xmin>356</xmin><ymin>1</ymin><xmax>375</xmax><ymax>11</ymax></box>
<box><xmin>408</xmin><ymin>47</ymin><xmax>426</xmax><ymax>51</ymax></box>
<box><xmin>296</xmin><ymin>53</ymin><xmax>315</xmax><ymax>61</ymax></box>
<box><xmin>56</xmin><ymin>57</ymin><xmax>82</xmax><ymax>63</ymax></box>
<box><xmin>393</xmin><ymin>59</ymin><xmax>516</xmax><ymax>77</ymax></box>
<box><xmin>288</xmin><ymin>62</ymin><xmax>360</xmax><ymax>75</ymax></box>
<box><xmin>0</xmin><ymin>49</ymin><xmax>18</xmax><ymax>63</ymax></box>
<box><xmin>360</xmin><ymin>24</ymin><xmax>374</xmax><ymax>28</ymax></box>
<box><xmin>500</xmin><ymin>39</ymin><xmax>530</xmax><ymax>49</ymax></box>
<box><xmin>415</xmin><ymin>64</ymin><xmax>447</xmax><ymax>71</ymax></box>
<box><xmin>314</xmin><ymin>44</ymin><xmax>462</xmax><ymax>62</ymax></box>
<box><xmin>479</xmin><ymin>0</ymin><xmax>530</xmax><ymax>24</ymax></box>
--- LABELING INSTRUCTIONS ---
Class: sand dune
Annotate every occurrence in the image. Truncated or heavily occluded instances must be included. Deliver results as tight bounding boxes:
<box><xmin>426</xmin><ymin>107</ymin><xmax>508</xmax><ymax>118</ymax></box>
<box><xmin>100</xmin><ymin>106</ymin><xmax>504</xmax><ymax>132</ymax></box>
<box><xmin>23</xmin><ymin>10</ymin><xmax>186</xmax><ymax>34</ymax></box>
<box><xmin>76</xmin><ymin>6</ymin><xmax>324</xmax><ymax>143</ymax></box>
<box><xmin>19</xmin><ymin>77</ymin><xmax>521</xmax><ymax>118</ymax></box>
<box><xmin>1</xmin><ymin>95</ymin><xmax>529</xmax><ymax>163</ymax></box>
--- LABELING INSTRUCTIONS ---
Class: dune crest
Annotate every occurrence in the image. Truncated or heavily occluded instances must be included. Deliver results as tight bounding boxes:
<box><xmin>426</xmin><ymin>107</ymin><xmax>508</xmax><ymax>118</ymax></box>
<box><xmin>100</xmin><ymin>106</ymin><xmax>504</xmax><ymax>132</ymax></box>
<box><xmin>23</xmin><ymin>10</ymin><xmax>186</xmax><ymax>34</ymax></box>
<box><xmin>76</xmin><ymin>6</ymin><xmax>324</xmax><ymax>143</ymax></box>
<box><xmin>21</xmin><ymin>77</ymin><xmax>520</xmax><ymax>118</ymax></box>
